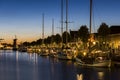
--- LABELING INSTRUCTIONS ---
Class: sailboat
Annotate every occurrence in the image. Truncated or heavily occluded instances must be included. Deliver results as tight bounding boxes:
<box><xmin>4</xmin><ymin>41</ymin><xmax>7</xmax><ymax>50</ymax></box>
<box><xmin>57</xmin><ymin>0</ymin><xmax>77</xmax><ymax>60</ymax></box>
<box><xmin>76</xmin><ymin>0</ymin><xmax>112</xmax><ymax>67</ymax></box>
<box><xmin>49</xmin><ymin>19</ymin><xmax>58</xmax><ymax>57</ymax></box>
<box><xmin>39</xmin><ymin>13</ymin><xmax>49</xmax><ymax>56</ymax></box>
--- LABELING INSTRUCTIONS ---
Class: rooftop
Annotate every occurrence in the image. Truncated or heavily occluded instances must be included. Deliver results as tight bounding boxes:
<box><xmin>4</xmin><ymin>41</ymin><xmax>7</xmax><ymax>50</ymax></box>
<box><xmin>110</xmin><ymin>25</ymin><xmax>120</xmax><ymax>34</ymax></box>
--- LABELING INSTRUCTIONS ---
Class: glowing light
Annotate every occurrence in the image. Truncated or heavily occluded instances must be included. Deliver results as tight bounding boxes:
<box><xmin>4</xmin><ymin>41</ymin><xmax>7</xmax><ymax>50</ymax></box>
<box><xmin>83</xmin><ymin>52</ymin><xmax>87</xmax><ymax>56</ymax></box>
<box><xmin>93</xmin><ymin>41</ymin><xmax>96</xmax><ymax>45</ymax></box>
<box><xmin>98</xmin><ymin>72</ymin><xmax>104</xmax><ymax>80</ymax></box>
<box><xmin>74</xmin><ymin>50</ymin><xmax>77</xmax><ymax>53</ymax></box>
<box><xmin>77</xmin><ymin>74</ymin><xmax>83</xmax><ymax>80</ymax></box>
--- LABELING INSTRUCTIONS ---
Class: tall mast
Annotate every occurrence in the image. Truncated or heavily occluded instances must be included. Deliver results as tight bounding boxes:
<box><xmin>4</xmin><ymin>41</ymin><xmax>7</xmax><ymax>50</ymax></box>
<box><xmin>52</xmin><ymin>18</ymin><xmax>54</xmax><ymax>36</ymax></box>
<box><xmin>89</xmin><ymin>0</ymin><xmax>92</xmax><ymax>53</ymax></box>
<box><xmin>51</xmin><ymin>18</ymin><xmax>54</xmax><ymax>44</ymax></box>
<box><xmin>42</xmin><ymin>13</ymin><xmax>44</xmax><ymax>44</ymax></box>
<box><xmin>61</xmin><ymin>0</ymin><xmax>63</xmax><ymax>43</ymax></box>
<box><xmin>66</xmin><ymin>0</ymin><xmax>68</xmax><ymax>44</ymax></box>
<box><xmin>90</xmin><ymin>0</ymin><xmax>92</xmax><ymax>34</ymax></box>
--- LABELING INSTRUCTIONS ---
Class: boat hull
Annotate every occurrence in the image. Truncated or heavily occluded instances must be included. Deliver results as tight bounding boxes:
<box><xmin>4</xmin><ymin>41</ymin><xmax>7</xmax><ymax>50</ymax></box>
<box><xmin>57</xmin><ymin>51</ymin><xmax>73</xmax><ymax>60</ymax></box>
<box><xmin>39</xmin><ymin>52</ymin><xmax>48</xmax><ymax>56</ymax></box>
<box><xmin>57</xmin><ymin>55</ymin><xmax>72</xmax><ymax>60</ymax></box>
<box><xmin>76</xmin><ymin>58</ymin><xmax>111</xmax><ymax>68</ymax></box>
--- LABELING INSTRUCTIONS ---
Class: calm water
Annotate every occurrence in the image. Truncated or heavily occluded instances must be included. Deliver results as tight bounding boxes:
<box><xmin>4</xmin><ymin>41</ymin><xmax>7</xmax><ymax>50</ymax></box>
<box><xmin>0</xmin><ymin>50</ymin><xmax>120</xmax><ymax>80</ymax></box>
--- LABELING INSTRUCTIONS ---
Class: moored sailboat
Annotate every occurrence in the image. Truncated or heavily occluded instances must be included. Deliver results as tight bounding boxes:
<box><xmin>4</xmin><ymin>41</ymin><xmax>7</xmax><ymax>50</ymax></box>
<box><xmin>76</xmin><ymin>0</ymin><xmax>112</xmax><ymax>67</ymax></box>
<box><xmin>76</xmin><ymin>51</ymin><xmax>112</xmax><ymax>67</ymax></box>
<box><xmin>39</xmin><ymin>13</ymin><xmax>49</xmax><ymax>56</ymax></box>
<box><xmin>57</xmin><ymin>0</ymin><xmax>77</xmax><ymax>60</ymax></box>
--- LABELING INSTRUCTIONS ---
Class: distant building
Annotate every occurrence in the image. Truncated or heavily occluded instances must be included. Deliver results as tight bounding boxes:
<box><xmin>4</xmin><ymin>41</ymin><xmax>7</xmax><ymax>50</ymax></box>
<box><xmin>110</xmin><ymin>26</ymin><xmax>120</xmax><ymax>34</ymax></box>
<box><xmin>70</xmin><ymin>26</ymin><xmax>120</xmax><ymax>49</ymax></box>
<box><xmin>93</xmin><ymin>25</ymin><xmax>120</xmax><ymax>49</ymax></box>
<box><xmin>70</xmin><ymin>30</ymin><xmax>79</xmax><ymax>42</ymax></box>
<box><xmin>109</xmin><ymin>25</ymin><xmax>120</xmax><ymax>49</ymax></box>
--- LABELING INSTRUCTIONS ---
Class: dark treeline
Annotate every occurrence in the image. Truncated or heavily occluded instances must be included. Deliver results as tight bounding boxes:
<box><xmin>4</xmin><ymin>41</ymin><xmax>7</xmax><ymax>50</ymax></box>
<box><xmin>22</xmin><ymin>22</ymin><xmax>110</xmax><ymax>47</ymax></box>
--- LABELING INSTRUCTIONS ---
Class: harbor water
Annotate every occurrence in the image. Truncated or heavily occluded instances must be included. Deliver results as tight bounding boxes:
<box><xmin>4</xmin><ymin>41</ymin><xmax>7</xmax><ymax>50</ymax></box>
<box><xmin>0</xmin><ymin>50</ymin><xmax>120</xmax><ymax>80</ymax></box>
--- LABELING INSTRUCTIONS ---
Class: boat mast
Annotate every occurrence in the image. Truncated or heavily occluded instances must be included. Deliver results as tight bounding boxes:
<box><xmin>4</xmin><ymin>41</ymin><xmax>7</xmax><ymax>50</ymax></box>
<box><xmin>90</xmin><ymin>0</ymin><xmax>92</xmax><ymax>34</ymax></box>
<box><xmin>42</xmin><ymin>13</ymin><xmax>44</xmax><ymax>44</ymax></box>
<box><xmin>52</xmin><ymin>18</ymin><xmax>54</xmax><ymax>36</ymax></box>
<box><xmin>51</xmin><ymin>18</ymin><xmax>54</xmax><ymax>44</ymax></box>
<box><xmin>89</xmin><ymin>0</ymin><xmax>92</xmax><ymax>53</ymax></box>
<box><xmin>66</xmin><ymin>0</ymin><xmax>68</xmax><ymax>44</ymax></box>
<box><xmin>61</xmin><ymin>0</ymin><xmax>64</xmax><ymax>48</ymax></box>
<box><xmin>61</xmin><ymin>0</ymin><xmax>63</xmax><ymax>40</ymax></box>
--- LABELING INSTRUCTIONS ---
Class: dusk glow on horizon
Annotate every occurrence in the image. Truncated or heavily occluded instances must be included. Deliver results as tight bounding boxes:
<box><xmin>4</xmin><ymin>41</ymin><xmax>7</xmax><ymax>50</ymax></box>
<box><xmin>0</xmin><ymin>0</ymin><xmax>120</xmax><ymax>43</ymax></box>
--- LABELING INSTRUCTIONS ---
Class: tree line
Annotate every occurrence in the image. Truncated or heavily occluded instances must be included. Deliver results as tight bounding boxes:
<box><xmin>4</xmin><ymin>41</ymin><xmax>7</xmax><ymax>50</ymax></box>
<box><xmin>22</xmin><ymin>22</ymin><xmax>110</xmax><ymax>47</ymax></box>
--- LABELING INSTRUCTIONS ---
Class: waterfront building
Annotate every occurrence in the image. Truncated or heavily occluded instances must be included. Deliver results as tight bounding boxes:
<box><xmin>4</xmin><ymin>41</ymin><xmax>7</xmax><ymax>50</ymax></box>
<box><xmin>109</xmin><ymin>26</ymin><xmax>120</xmax><ymax>49</ymax></box>
<box><xmin>70</xmin><ymin>30</ymin><xmax>79</xmax><ymax>42</ymax></box>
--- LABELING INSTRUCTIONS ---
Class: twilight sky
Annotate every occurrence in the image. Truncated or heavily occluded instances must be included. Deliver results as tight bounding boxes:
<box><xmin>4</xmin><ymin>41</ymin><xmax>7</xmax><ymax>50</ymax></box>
<box><xmin>0</xmin><ymin>0</ymin><xmax>120</xmax><ymax>43</ymax></box>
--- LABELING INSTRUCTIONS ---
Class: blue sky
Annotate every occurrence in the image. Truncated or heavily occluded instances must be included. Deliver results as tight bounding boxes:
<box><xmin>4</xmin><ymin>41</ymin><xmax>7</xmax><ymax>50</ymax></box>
<box><xmin>0</xmin><ymin>0</ymin><xmax>120</xmax><ymax>43</ymax></box>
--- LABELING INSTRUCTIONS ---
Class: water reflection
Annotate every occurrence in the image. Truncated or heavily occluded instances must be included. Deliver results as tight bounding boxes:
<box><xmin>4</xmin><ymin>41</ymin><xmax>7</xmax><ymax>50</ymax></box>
<box><xmin>29</xmin><ymin>53</ymin><xmax>38</xmax><ymax>64</ymax></box>
<box><xmin>16</xmin><ymin>51</ymin><xmax>19</xmax><ymax>80</ymax></box>
<box><xmin>76</xmin><ymin>71</ymin><xmax>105</xmax><ymax>80</ymax></box>
<box><xmin>0</xmin><ymin>50</ymin><xmax>39</xmax><ymax>80</ymax></box>
<box><xmin>77</xmin><ymin>74</ymin><xmax>83</xmax><ymax>80</ymax></box>
<box><xmin>0</xmin><ymin>50</ymin><xmax>120</xmax><ymax>80</ymax></box>
<box><xmin>76</xmin><ymin>67</ymin><xmax>120</xmax><ymax>80</ymax></box>
<box><xmin>97</xmin><ymin>71</ymin><xmax>104</xmax><ymax>80</ymax></box>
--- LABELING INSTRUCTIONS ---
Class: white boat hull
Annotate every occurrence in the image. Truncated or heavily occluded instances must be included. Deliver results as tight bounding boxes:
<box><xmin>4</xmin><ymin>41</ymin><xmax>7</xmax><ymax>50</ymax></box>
<box><xmin>76</xmin><ymin>58</ymin><xmax>111</xmax><ymax>68</ymax></box>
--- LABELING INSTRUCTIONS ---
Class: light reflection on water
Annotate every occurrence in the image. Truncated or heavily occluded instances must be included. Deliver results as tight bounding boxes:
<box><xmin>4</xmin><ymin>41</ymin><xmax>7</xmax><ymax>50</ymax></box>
<box><xmin>0</xmin><ymin>50</ymin><xmax>120</xmax><ymax>80</ymax></box>
<box><xmin>77</xmin><ymin>74</ymin><xmax>83</xmax><ymax>80</ymax></box>
<box><xmin>76</xmin><ymin>71</ymin><xmax>105</xmax><ymax>80</ymax></box>
<box><xmin>97</xmin><ymin>71</ymin><xmax>104</xmax><ymax>80</ymax></box>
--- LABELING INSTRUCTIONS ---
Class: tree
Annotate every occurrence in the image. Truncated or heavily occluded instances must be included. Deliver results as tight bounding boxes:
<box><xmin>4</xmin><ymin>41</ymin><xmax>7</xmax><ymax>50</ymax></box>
<box><xmin>30</xmin><ymin>41</ymin><xmax>36</xmax><ymax>46</ymax></box>
<box><xmin>46</xmin><ymin>36</ymin><xmax>52</xmax><ymax>44</ymax></box>
<box><xmin>78</xmin><ymin>25</ymin><xmax>89</xmax><ymax>48</ymax></box>
<box><xmin>51</xmin><ymin>35</ymin><xmax>55</xmax><ymax>44</ymax></box>
<box><xmin>97</xmin><ymin>23</ymin><xmax>110</xmax><ymax>49</ymax></box>
<box><xmin>70</xmin><ymin>30</ymin><xmax>79</xmax><ymax>42</ymax></box>
<box><xmin>98</xmin><ymin>23</ymin><xmax>110</xmax><ymax>38</ymax></box>
<box><xmin>36</xmin><ymin>39</ymin><xmax>42</xmax><ymax>45</ymax></box>
<box><xmin>54</xmin><ymin>34</ymin><xmax>62</xmax><ymax>44</ymax></box>
<box><xmin>23</xmin><ymin>41</ymin><xmax>30</xmax><ymax>46</ymax></box>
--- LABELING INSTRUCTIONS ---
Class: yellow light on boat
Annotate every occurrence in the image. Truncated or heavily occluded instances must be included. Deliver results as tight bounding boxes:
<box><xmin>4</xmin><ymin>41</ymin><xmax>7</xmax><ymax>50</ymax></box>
<box><xmin>45</xmin><ymin>50</ymin><xmax>47</xmax><ymax>52</ymax></box>
<box><xmin>83</xmin><ymin>52</ymin><xmax>87</xmax><ymax>56</ymax></box>
<box><xmin>93</xmin><ymin>41</ymin><xmax>96</xmax><ymax>45</ymax></box>
<box><xmin>74</xmin><ymin>50</ymin><xmax>76</xmax><ymax>53</ymax></box>
<box><xmin>103</xmin><ymin>42</ymin><xmax>105</xmax><ymax>44</ymax></box>
<box><xmin>38</xmin><ymin>49</ymin><xmax>41</xmax><ymax>52</ymax></box>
